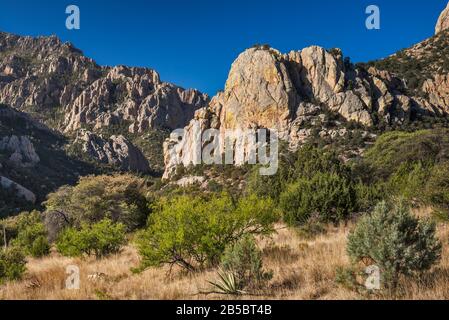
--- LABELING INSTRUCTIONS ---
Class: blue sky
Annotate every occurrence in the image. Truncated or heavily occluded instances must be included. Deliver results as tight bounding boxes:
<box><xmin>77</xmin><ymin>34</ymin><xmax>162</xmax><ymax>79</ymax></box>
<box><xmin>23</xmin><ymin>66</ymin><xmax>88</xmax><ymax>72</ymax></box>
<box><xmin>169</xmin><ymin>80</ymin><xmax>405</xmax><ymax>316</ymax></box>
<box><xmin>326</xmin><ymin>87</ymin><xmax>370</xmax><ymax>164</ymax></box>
<box><xmin>0</xmin><ymin>0</ymin><xmax>446</xmax><ymax>95</ymax></box>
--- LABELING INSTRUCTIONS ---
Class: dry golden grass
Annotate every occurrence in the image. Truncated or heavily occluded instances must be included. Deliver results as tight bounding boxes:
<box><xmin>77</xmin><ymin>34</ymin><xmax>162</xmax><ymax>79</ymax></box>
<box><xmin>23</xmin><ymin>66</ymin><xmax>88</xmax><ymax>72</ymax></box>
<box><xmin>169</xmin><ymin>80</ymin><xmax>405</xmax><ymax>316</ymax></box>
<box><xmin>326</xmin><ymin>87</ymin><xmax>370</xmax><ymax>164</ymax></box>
<box><xmin>1</xmin><ymin>207</ymin><xmax>449</xmax><ymax>300</ymax></box>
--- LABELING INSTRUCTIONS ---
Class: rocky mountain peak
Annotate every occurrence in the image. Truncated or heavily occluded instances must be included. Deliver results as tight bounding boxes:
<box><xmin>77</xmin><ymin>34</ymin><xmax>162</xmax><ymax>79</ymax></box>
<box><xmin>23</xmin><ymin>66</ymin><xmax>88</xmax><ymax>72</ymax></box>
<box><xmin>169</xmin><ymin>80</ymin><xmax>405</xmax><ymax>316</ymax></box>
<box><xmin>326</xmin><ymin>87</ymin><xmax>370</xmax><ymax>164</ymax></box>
<box><xmin>0</xmin><ymin>31</ymin><xmax>209</xmax><ymax>133</ymax></box>
<box><xmin>436</xmin><ymin>2</ymin><xmax>449</xmax><ymax>34</ymax></box>
<box><xmin>162</xmin><ymin>41</ymin><xmax>448</xmax><ymax>178</ymax></box>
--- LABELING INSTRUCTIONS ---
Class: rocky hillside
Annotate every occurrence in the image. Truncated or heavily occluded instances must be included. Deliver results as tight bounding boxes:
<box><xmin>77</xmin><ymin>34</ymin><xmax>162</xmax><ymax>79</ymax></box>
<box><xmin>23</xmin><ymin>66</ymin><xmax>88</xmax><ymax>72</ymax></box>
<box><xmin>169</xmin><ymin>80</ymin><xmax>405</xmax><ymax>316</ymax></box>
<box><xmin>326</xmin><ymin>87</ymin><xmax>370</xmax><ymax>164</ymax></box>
<box><xmin>0</xmin><ymin>104</ymin><xmax>99</xmax><ymax>216</ymax></box>
<box><xmin>0</xmin><ymin>31</ymin><xmax>208</xmax><ymax>176</ymax></box>
<box><xmin>0</xmin><ymin>32</ymin><xmax>209</xmax><ymax>215</ymax></box>
<box><xmin>0</xmin><ymin>32</ymin><xmax>209</xmax><ymax>133</ymax></box>
<box><xmin>163</xmin><ymin>44</ymin><xmax>446</xmax><ymax>178</ymax></box>
<box><xmin>163</xmin><ymin>4</ymin><xmax>449</xmax><ymax>179</ymax></box>
<box><xmin>3</xmin><ymin>3</ymin><xmax>449</xmax><ymax>212</ymax></box>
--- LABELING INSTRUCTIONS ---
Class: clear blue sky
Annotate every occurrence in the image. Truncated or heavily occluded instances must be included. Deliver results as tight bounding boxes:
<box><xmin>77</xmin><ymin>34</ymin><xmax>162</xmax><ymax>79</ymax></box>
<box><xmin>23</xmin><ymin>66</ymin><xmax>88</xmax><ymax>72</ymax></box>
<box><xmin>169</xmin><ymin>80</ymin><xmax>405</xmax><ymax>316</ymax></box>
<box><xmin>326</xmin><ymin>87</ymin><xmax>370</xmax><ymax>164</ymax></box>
<box><xmin>0</xmin><ymin>0</ymin><xmax>446</xmax><ymax>95</ymax></box>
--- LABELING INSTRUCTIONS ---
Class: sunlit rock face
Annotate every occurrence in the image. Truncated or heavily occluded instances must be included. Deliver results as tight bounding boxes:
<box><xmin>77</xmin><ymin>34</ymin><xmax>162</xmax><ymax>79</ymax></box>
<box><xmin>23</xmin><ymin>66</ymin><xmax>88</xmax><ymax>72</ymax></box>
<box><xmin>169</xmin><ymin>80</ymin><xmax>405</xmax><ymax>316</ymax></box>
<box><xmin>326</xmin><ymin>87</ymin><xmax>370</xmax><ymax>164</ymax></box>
<box><xmin>163</xmin><ymin>45</ymin><xmax>420</xmax><ymax>178</ymax></box>
<box><xmin>436</xmin><ymin>2</ymin><xmax>449</xmax><ymax>34</ymax></box>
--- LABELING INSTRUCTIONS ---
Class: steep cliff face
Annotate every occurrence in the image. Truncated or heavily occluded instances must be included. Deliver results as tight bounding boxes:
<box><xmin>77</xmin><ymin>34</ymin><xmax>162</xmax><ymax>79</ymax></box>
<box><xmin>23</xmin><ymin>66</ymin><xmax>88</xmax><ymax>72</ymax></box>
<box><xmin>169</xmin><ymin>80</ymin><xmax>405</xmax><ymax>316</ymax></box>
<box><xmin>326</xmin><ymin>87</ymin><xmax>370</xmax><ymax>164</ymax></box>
<box><xmin>64</xmin><ymin>65</ymin><xmax>208</xmax><ymax>133</ymax></box>
<box><xmin>163</xmin><ymin>45</ymin><xmax>434</xmax><ymax>178</ymax></box>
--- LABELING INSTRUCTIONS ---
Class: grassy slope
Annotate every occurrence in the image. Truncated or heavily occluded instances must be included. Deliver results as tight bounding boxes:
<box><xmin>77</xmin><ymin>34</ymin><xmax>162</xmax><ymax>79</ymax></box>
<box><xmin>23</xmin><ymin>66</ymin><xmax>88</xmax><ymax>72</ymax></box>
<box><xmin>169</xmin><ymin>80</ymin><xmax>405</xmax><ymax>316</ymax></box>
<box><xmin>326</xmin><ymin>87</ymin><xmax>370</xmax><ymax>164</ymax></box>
<box><xmin>1</xmin><ymin>208</ymin><xmax>448</xmax><ymax>300</ymax></box>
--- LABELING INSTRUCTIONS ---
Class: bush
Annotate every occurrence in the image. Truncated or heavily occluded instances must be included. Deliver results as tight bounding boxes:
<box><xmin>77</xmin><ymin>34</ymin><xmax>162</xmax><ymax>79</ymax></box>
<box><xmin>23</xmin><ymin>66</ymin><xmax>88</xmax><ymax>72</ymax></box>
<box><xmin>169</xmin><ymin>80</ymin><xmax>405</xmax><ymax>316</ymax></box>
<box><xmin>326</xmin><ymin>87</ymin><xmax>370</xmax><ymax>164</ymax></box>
<box><xmin>247</xmin><ymin>145</ymin><xmax>350</xmax><ymax>204</ymax></box>
<box><xmin>280</xmin><ymin>172</ymin><xmax>356</xmax><ymax>226</ymax></box>
<box><xmin>56</xmin><ymin>219</ymin><xmax>126</xmax><ymax>259</ymax></box>
<box><xmin>136</xmin><ymin>193</ymin><xmax>278</xmax><ymax>272</ymax></box>
<box><xmin>387</xmin><ymin>162</ymin><xmax>430</xmax><ymax>201</ymax></box>
<box><xmin>354</xmin><ymin>181</ymin><xmax>388</xmax><ymax>213</ymax></box>
<box><xmin>0</xmin><ymin>247</ymin><xmax>27</xmax><ymax>283</ymax></box>
<box><xmin>10</xmin><ymin>211</ymin><xmax>50</xmax><ymax>258</ymax></box>
<box><xmin>363</xmin><ymin>130</ymin><xmax>449</xmax><ymax>181</ymax></box>
<box><xmin>45</xmin><ymin>174</ymin><xmax>150</xmax><ymax>232</ymax></box>
<box><xmin>221</xmin><ymin>236</ymin><xmax>272</xmax><ymax>290</ymax></box>
<box><xmin>424</xmin><ymin>162</ymin><xmax>449</xmax><ymax>215</ymax></box>
<box><xmin>292</xmin><ymin>145</ymin><xmax>350</xmax><ymax>180</ymax></box>
<box><xmin>347</xmin><ymin>201</ymin><xmax>442</xmax><ymax>290</ymax></box>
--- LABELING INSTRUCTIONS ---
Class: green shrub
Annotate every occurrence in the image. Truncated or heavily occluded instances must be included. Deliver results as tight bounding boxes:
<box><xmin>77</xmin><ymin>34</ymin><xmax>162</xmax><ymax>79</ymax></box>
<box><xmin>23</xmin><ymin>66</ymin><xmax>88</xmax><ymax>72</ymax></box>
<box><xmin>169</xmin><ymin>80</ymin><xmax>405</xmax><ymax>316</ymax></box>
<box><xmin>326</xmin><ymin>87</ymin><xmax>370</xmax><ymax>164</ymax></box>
<box><xmin>387</xmin><ymin>162</ymin><xmax>430</xmax><ymax>201</ymax></box>
<box><xmin>347</xmin><ymin>201</ymin><xmax>442</xmax><ymax>290</ymax></box>
<box><xmin>45</xmin><ymin>174</ymin><xmax>150</xmax><ymax>232</ymax></box>
<box><xmin>363</xmin><ymin>130</ymin><xmax>449</xmax><ymax>181</ymax></box>
<box><xmin>29</xmin><ymin>236</ymin><xmax>51</xmax><ymax>258</ymax></box>
<box><xmin>56</xmin><ymin>219</ymin><xmax>126</xmax><ymax>259</ymax></box>
<box><xmin>292</xmin><ymin>145</ymin><xmax>350</xmax><ymax>180</ymax></box>
<box><xmin>221</xmin><ymin>236</ymin><xmax>272</xmax><ymax>290</ymax></box>
<box><xmin>0</xmin><ymin>247</ymin><xmax>27</xmax><ymax>283</ymax></box>
<box><xmin>424</xmin><ymin>162</ymin><xmax>449</xmax><ymax>215</ymax></box>
<box><xmin>354</xmin><ymin>181</ymin><xmax>389</xmax><ymax>213</ymax></box>
<box><xmin>280</xmin><ymin>172</ymin><xmax>356</xmax><ymax>226</ymax></box>
<box><xmin>136</xmin><ymin>193</ymin><xmax>278</xmax><ymax>272</ymax></box>
<box><xmin>248</xmin><ymin>145</ymin><xmax>350</xmax><ymax>204</ymax></box>
<box><xmin>10</xmin><ymin>211</ymin><xmax>50</xmax><ymax>258</ymax></box>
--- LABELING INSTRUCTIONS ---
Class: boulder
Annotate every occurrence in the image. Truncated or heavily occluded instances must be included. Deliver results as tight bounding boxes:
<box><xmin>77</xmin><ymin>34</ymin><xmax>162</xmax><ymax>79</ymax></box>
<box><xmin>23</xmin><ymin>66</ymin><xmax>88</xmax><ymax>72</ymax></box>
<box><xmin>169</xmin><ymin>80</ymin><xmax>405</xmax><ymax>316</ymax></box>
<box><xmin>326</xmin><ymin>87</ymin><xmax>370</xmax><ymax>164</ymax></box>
<box><xmin>0</xmin><ymin>175</ymin><xmax>36</xmax><ymax>203</ymax></box>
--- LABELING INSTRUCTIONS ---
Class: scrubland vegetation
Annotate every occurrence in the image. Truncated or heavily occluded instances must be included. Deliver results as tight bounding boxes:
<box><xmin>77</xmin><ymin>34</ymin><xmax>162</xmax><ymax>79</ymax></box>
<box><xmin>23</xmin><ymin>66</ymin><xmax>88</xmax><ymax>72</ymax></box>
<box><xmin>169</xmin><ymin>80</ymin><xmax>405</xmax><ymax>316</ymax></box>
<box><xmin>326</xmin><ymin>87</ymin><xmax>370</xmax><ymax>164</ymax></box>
<box><xmin>2</xmin><ymin>128</ymin><xmax>449</xmax><ymax>300</ymax></box>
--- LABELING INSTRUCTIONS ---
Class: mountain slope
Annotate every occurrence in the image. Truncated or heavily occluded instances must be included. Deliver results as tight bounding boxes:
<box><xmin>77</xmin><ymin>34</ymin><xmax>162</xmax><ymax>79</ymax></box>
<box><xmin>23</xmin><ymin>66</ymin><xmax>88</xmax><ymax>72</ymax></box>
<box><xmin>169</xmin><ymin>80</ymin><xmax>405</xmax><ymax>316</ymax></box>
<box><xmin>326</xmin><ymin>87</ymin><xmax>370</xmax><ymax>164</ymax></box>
<box><xmin>0</xmin><ymin>104</ymin><xmax>99</xmax><ymax>216</ymax></box>
<box><xmin>0</xmin><ymin>31</ymin><xmax>209</xmax><ymax>174</ymax></box>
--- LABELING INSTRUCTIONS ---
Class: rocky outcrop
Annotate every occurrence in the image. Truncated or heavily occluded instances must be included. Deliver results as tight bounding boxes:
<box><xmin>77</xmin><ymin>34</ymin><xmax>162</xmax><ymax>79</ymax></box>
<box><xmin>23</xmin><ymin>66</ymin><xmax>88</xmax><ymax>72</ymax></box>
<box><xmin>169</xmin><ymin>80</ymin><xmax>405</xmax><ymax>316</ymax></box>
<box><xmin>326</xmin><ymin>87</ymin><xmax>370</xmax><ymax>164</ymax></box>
<box><xmin>163</xmin><ymin>45</ymin><xmax>424</xmax><ymax>178</ymax></box>
<box><xmin>423</xmin><ymin>75</ymin><xmax>449</xmax><ymax>110</ymax></box>
<box><xmin>0</xmin><ymin>32</ymin><xmax>102</xmax><ymax>112</ymax></box>
<box><xmin>0</xmin><ymin>176</ymin><xmax>36</xmax><ymax>203</ymax></box>
<box><xmin>0</xmin><ymin>135</ymin><xmax>40</xmax><ymax>166</ymax></box>
<box><xmin>436</xmin><ymin>2</ymin><xmax>449</xmax><ymax>34</ymax></box>
<box><xmin>65</xmin><ymin>66</ymin><xmax>209</xmax><ymax>133</ymax></box>
<box><xmin>0</xmin><ymin>31</ymin><xmax>208</xmax><ymax>133</ymax></box>
<box><xmin>75</xmin><ymin>130</ymin><xmax>150</xmax><ymax>173</ymax></box>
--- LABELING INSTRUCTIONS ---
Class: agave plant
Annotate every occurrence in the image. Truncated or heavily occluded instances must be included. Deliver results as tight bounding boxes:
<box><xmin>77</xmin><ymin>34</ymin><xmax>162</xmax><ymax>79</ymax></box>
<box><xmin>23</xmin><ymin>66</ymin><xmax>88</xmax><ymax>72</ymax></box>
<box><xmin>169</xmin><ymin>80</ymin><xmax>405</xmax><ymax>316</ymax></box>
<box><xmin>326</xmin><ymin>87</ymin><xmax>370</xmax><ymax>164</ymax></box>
<box><xmin>207</xmin><ymin>269</ymin><xmax>246</xmax><ymax>295</ymax></box>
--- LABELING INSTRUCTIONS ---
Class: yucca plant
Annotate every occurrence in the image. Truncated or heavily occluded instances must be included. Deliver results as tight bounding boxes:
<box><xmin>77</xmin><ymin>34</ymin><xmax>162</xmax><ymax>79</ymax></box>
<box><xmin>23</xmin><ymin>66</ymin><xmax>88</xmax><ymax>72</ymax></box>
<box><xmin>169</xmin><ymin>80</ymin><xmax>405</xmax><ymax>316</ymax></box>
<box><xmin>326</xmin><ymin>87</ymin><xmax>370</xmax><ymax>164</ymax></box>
<box><xmin>207</xmin><ymin>269</ymin><xmax>246</xmax><ymax>295</ymax></box>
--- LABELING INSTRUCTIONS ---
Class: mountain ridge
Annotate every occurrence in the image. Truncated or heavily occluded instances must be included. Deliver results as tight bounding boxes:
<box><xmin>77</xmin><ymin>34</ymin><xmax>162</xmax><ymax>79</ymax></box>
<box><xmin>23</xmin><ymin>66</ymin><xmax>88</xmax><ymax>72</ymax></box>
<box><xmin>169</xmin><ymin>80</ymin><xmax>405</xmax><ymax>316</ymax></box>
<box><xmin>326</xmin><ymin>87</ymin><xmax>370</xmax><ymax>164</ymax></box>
<box><xmin>2</xmin><ymin>3</ymin><xmax>449</xmax><ymax>213</ymax></box>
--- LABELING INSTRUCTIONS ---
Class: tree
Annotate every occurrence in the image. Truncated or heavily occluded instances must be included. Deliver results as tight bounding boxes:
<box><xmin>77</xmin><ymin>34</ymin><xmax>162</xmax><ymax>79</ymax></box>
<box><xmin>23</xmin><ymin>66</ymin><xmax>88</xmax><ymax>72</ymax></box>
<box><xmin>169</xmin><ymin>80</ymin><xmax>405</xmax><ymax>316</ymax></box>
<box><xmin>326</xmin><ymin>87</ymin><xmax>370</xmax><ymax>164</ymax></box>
<box><xmin>0</xmin><ymin>247</ymin><xmax>27</xmax><ymax>283</ymax></box>
<box><xmin>45</xmin><ymin>174</ymin><xmax>150</xmax><ymax>232</ymax></box>
<box><xmin>347</xmin><ymin>201</ymin><xmax>442</xmax><ymax>290</ymax></box>
<box><xmin>221</xmin><ymin>235</ymin><xmax>272</xmax><ymax>290</ymax></box>
<box><xmin>280</xmin><ymin>172</ymin><xmax>356</xmax><ymax>226</ymax></box>
<box><xmin>56</xmin><ymin>219</ymin><xmax>126</xmax><ymax>259</ymax></box>
<box><xmin>136</xmin><ymin>193</ymin><xmax>278</xmax><ymax>272</ymax></box>
<box><xmin>10</xmin><ymin>211</ymin><xmax>50</xmax><ymax>258</ymax></box>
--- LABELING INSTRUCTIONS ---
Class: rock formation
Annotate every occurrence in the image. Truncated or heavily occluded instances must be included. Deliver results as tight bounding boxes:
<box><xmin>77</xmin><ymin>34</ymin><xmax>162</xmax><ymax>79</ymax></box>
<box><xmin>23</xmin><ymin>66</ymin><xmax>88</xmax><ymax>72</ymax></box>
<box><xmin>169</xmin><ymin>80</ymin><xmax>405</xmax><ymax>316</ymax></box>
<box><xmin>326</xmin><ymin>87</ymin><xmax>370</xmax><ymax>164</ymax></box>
<box><xmin>75</xmin><ymin>130</ymin><xmax>150</xmax><ymax>173</ymax></box>
<box><xmin>0</xmin><ymin>31</ymin><xmax>209</xmax><ymax>133</ymax></box>
<box><xmin>436</xmin><ymin>2</ymin><xmax>449</xmax><ymax>34</ymax></box>
<box><xmin>0</xmin><ymin>135</ymin><xmax>40</xmax><ymax>166</ymax></box>
<box><xmin>65</xmin><ymin>65</ymin><xmax>209</xmax><ymax>133</ymax></box>
<box><xmin>162</xmin><ymin>45</ymin><xmax>427</xmax><ymax>178</ymax></box>
<box><xmin>0</xmin><ymin>176</ymin><xmax>36</xmax><ymax>203</ymax></box>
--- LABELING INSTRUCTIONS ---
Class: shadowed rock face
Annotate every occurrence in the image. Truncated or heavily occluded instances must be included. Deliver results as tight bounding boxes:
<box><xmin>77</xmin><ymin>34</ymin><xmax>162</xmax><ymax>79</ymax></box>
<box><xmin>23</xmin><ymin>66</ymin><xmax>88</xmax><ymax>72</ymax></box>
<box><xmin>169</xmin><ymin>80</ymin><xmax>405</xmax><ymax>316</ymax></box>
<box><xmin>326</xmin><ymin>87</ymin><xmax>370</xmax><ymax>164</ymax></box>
<box><xmin>0</xmin><ymin>176</ymin><xmax>36</xmax><ymax>203</ymax></box>
<box><xmin>74</xmin><ymin>130</ymin><xmax>150</xmax><ymax>173</ymax></box>
<box><xmin>436</xmin><ymin>2</ymin><xmax>449</xmax><ymax>34</ymax></box>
